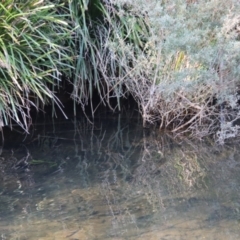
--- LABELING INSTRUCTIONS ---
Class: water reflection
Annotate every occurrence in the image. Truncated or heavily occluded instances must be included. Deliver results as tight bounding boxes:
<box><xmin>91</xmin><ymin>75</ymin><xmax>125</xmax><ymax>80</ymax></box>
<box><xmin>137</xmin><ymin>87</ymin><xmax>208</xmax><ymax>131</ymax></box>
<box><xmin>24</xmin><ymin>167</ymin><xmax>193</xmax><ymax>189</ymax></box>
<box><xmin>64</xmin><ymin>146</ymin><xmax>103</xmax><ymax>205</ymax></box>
<box><xmin>0</xmin><ymin>114</ymin><xmax>240</xmax><ymax>239</ymax></box>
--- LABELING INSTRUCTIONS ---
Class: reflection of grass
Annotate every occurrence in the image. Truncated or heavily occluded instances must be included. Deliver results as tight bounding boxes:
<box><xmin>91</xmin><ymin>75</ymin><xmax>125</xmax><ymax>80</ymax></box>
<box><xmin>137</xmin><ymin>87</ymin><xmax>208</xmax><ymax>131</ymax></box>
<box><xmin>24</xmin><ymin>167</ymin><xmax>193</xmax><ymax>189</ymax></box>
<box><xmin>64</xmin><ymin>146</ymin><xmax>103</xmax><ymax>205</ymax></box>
<box><xmin>174</xmin><ymin>151</ymin><xmax>206</xmax><ymax>188</ymax></box>
<box><xmin>30</xmin><ymin>159</ymin><xmax>57</xmax><ymax>167</ymax></box>
<box><xmin>2</xmin><ymin>119</ymin><xmax>240</xmax><ymax>238</ymax></box>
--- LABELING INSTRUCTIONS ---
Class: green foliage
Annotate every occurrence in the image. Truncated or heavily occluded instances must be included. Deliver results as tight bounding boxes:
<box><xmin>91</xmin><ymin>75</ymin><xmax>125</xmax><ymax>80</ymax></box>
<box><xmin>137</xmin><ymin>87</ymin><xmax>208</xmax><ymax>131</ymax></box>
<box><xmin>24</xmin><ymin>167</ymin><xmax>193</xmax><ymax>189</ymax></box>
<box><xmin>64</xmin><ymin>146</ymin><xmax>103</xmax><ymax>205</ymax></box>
<box><xmin>0</xmin><ymin>0</ymin><xmax>73</xmax><ymax>131</ymax></box>
<box><xmin>68</xmin><ymin>0</ymin><xmax>149</xmax><ymax>113</ymax></box>
<box><xmin>0</xmin><ymin>0</ymin><xmax>151</xmax><ymax>131</ymax></box>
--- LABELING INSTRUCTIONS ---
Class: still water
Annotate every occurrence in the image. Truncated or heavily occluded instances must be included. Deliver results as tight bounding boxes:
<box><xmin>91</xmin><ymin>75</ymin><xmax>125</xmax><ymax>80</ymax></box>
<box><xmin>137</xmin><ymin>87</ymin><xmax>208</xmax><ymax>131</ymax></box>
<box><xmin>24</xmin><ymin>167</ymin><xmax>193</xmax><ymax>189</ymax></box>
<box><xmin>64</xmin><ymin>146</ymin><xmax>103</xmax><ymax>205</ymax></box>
<box><xmin>0</xmin><ymin>114</ymin><xmax>240</xmax><ymax>239</ymax></box>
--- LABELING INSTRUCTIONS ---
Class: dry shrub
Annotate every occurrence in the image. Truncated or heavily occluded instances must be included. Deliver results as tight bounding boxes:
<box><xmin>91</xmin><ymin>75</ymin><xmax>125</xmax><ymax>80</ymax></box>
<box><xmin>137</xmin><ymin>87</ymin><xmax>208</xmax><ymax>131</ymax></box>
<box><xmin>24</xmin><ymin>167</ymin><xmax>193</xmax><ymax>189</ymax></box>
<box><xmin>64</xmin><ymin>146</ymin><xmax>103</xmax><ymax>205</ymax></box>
<box><xmin>107</xmin><ymin>0</ymin><xmax>240</xmax><ymax>142</ymax></box>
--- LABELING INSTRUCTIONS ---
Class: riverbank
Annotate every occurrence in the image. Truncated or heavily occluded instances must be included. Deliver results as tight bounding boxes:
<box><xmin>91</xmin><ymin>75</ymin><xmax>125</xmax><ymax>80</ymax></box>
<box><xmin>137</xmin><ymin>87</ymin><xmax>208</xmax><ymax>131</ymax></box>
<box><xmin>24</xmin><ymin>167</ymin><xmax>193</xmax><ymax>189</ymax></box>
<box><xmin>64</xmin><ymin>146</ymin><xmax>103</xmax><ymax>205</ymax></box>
<box><xmin>0</xmin><ymin>0</ymin><xmax>239</xmax><ymax>143</ymax></box>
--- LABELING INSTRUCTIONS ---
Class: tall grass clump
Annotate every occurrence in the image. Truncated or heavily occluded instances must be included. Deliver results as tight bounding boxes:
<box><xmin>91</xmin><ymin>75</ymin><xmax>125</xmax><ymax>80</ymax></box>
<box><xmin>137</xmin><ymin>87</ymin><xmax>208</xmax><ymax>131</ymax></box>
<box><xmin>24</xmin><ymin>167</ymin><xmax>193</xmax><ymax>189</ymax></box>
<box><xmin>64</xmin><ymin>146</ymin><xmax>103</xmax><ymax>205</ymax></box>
<box><xmin>68</xmin><ymin>0</ymin><xmax>149</xmax><ymax>114</ymax></box>
<box><xmin>99</xmin><ymin>0</ymin><xmax>240</xmax><ymax>142</ymax></box>
<box><xmin>0</xmin><ymin>0</ymin><xmax>73</xmax><ymax>132</ymax></box>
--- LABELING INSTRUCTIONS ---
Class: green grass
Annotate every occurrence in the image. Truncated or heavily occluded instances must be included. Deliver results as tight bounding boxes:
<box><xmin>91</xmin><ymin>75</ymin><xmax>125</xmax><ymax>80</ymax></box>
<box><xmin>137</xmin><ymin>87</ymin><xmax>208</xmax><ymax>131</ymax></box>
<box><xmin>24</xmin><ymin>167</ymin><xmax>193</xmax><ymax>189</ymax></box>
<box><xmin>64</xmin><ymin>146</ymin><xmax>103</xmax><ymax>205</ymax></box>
<box><xmin>0</xmin><ymin>0</ymin><xmax>73</xmax><ymax>131</ymax></box>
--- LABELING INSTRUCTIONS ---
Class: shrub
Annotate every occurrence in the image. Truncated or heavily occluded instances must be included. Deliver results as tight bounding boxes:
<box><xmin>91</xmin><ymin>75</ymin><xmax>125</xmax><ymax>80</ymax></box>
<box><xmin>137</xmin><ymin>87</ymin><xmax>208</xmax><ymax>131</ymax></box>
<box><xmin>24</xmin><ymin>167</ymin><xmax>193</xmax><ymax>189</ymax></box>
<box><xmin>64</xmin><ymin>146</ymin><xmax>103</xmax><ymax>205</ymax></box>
<box><xmin>104</xmin><ymin>0</ymin><xmax>240</xmax><ymax>142</ymax></box>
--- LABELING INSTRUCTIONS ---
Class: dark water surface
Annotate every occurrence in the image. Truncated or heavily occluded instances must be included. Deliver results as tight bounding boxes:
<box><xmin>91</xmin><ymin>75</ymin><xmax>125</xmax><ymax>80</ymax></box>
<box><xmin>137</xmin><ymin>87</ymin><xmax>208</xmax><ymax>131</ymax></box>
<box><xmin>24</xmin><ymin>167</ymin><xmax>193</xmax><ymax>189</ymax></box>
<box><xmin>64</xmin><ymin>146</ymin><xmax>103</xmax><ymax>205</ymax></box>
<box><xmin>0</xmin><ymin>114</ymin><xmax>240</xmax><ymax>239</ymax></box>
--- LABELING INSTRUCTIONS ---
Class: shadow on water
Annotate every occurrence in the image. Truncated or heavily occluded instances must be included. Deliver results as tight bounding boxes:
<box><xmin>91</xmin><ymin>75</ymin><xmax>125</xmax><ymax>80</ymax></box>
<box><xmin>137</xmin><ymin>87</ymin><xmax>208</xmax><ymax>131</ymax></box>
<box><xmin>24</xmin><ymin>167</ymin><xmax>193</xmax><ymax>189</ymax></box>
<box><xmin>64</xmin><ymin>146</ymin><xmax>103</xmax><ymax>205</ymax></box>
<box><xmin>0</xmin><ymin>112</ymin><xmax>240</xmax><ymax>239</ymax></box>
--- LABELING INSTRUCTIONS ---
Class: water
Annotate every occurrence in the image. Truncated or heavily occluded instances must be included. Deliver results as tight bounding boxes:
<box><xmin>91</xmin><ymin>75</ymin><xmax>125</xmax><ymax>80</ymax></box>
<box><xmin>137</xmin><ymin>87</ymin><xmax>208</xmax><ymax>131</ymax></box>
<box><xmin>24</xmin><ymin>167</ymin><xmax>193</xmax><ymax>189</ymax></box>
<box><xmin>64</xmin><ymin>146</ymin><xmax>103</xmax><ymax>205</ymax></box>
<box><xmin>0</xmin><ymin>114</ymin><xmax>240</xmax><ymax>239</ymax></box>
